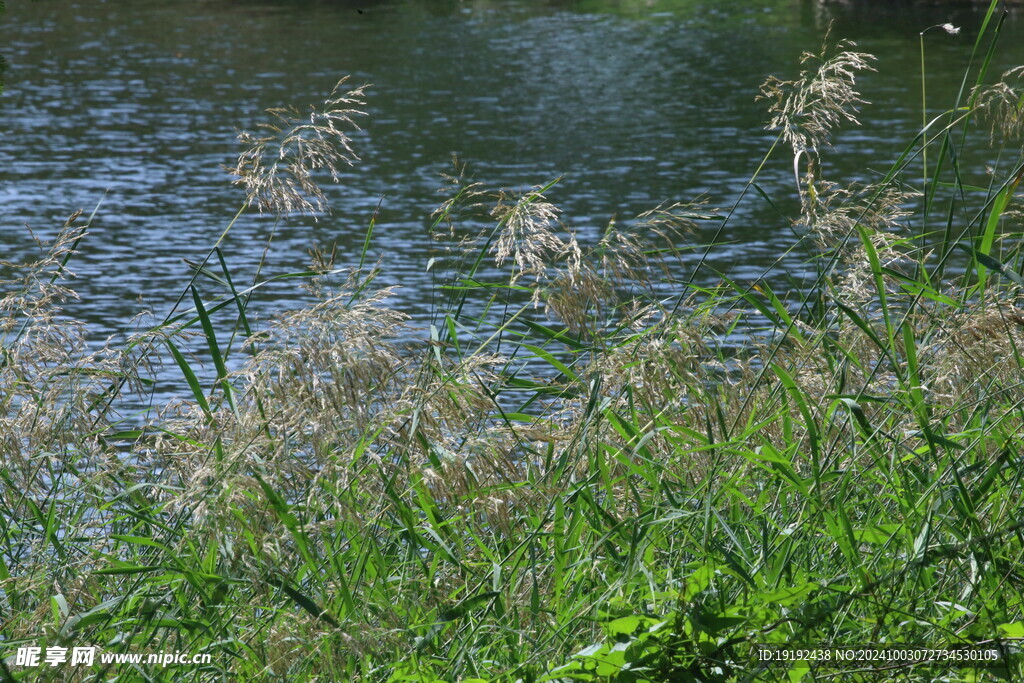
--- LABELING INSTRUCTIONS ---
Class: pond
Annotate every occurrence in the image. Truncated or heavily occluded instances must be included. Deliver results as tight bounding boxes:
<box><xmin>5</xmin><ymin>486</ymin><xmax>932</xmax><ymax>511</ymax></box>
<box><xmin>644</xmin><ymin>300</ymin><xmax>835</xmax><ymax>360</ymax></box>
<box><xmin>2</xmin><ymin>0</ymin><xmax>1022</xmax><ymax>366</ymax></box>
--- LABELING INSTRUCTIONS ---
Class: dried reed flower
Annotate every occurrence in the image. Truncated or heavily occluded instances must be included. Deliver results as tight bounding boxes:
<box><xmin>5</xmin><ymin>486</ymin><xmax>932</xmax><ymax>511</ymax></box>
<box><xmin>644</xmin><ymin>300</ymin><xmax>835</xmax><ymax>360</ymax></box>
<box><xmin>974</xmin><ymin>66</ymin><xmax>1024</xmax><ymax>146</ymax></box>
<box><xmin>427</xmin><ymin>159</ymin><xmax>493</xmax><ymax>283</ymax></box>
<box><xmin>241</xmin><ymin>283</ymin><xmax>409</xmax><ymax>440</ymax></box>
<box><xmin>230</xmin><ymin>77</ymin><xmax>369</xmax><ymax>217</ymax></box>
<box><xmin>804</xmin><ymin>182</ymin><xmax>914</xmax><ymax>247</ymax></box>
<box><xmin>545</xmin><ymin>204</ymin><xmax>696</xmax><ymax>337</ymax></box>
<box><xmin>759</xmin><ymin>35</ymin><xmax>876</xmax><ymax>157</ymax></box>
<box><xmin>431</xmin><ymin>155</ymin><xmax>491</xmax><ymax>240</ymax></box>
<box><xmin>490</xmin><ymin>185</ymin><xmax>581</xmax><ymax>302</ymax></box>
<box><xmin>1</xmin><ymin>220</ymin><xmax>144</xmax><ymax>537</ymax></box>
<box><xmin>924</xmin><ymin>301</ymin><xmax>1024</xmax><ymax>403</ymax></box>
<box><xmin>0</xmin><ymin>213</ymin><xmax>84</xmax><ymax>329</ymax></box>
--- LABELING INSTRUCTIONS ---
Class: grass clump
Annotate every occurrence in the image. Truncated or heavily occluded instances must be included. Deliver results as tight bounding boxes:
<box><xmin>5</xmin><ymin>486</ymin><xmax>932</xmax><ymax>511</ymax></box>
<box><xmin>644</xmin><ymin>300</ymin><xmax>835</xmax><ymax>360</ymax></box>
<box><xmin>3</xmin><ymin>8</ymin><xmax>1024</xmax><ymax>683</ymax></box>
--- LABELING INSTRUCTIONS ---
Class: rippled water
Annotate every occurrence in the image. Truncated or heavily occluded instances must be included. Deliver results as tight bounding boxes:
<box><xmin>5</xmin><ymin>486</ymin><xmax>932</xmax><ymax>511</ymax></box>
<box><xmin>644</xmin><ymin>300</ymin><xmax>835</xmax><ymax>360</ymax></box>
<box><xmin>2</xmin><ymin>0</ymin><xmax>1022</xmax><ymax>351</ymax></box>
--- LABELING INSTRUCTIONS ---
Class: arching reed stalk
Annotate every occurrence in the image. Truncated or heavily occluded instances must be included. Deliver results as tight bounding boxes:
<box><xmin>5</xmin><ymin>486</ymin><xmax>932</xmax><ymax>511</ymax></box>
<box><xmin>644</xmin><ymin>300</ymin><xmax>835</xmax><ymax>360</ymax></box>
<box><xmin>920</xmin><ymin>23</ymin><xmax>961</xmax><ymax>191</ymax></box>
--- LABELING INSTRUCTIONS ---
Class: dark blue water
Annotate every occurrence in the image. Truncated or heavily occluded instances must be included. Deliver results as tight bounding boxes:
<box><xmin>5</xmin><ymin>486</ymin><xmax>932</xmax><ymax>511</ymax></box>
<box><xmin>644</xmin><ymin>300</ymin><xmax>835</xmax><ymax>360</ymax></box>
<box><xmin>1</xmin><ymin>0</ymin><xmax>1022</xmax><ymax>397</ymax></box>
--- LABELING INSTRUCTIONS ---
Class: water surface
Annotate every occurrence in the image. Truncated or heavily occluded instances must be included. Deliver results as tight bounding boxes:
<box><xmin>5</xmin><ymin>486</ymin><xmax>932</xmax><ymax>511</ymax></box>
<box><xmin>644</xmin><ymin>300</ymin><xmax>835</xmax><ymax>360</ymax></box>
<box><xmin>2</xmin><ymin>0</ymin><xmax>1022</xmax><ymax>384</ymax></box>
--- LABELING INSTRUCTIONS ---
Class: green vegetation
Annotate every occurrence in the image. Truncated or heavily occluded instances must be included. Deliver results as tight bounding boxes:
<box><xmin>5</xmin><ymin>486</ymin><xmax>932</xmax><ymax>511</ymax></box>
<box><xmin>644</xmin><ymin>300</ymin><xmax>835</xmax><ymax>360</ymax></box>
<box><xmin>3</xmin><ymin>4</ymin><xmax>1024</xmax><ymax>682</ymax></box>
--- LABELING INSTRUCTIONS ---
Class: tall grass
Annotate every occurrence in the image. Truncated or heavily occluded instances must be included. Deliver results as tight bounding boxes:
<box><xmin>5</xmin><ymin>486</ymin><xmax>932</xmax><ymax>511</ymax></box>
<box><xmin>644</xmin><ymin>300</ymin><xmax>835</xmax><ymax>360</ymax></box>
<box><xmin>3</xmin><ymin>5</ymin><xmax>1024</xmax><ymax>682</ymax></box>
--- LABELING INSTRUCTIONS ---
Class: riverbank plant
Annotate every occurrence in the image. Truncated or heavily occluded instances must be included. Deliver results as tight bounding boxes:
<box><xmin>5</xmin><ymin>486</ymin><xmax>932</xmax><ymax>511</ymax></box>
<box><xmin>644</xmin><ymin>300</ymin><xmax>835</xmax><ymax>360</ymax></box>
<box><xmin>2</xmin><ymin>2</ymin><xmax>1024</xmax><ymax>681</ymax></box>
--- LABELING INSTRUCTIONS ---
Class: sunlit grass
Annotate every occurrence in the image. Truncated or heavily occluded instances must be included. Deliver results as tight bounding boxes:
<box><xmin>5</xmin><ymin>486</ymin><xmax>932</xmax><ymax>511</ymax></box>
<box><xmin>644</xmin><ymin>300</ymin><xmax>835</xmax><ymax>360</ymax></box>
<box><xmin>2</xmin><ymin>4</ymin><xmax>1024</xmax><ymax>682</ymax></box>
